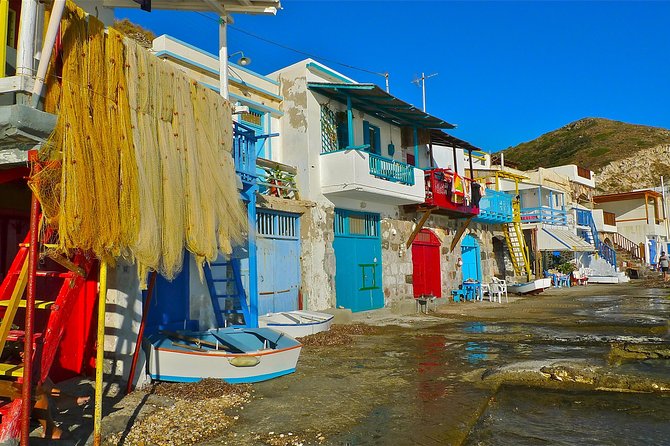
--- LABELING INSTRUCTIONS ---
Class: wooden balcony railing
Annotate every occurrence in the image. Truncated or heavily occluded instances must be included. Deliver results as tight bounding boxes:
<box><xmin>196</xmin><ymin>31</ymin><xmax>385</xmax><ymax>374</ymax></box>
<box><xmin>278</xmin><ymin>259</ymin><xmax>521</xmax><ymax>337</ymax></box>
<box><xmin>423</xmin><ymin>168</ymin><xmax>479</xmax><ymax>217</ymax></box>
<box><xmin>257</xmin><ymin>157</ymin><xmax>299</xmax><ymax>200</ymax></box>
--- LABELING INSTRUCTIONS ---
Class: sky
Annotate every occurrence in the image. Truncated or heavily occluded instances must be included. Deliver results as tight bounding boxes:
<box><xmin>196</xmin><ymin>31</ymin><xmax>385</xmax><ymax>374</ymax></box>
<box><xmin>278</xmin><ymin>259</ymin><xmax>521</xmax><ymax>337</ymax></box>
<box><xmin>115</xmin><ymin>1</ymin><xmax>670</xmax><ymax>153</ymax></box>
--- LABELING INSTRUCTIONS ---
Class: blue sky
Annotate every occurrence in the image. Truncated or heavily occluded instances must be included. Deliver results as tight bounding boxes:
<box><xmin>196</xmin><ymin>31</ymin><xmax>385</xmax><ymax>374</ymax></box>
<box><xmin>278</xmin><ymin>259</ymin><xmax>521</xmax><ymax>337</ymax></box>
<box><xmin>115</xmin><ymin>1</ymin><xmax>670</xmax><ymax>153</ymax></box>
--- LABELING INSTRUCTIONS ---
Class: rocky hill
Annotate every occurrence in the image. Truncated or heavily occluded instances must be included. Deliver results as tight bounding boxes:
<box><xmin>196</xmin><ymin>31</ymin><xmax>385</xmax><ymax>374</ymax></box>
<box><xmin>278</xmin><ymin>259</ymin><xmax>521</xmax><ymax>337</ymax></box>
<box><xmin>500</xmin><ymin>118</ymin><xmax>670</xmax><ymax>193</ymax></box>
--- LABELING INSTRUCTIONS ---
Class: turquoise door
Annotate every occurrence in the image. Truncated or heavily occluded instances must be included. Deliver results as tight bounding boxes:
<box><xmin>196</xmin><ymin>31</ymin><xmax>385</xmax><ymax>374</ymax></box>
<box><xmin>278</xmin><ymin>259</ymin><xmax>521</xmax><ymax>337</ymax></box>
<box><xmin>333</xmin><ymin>209</ymin><xmax>383</xmax><ymax>312</ymax></box>
<box><xmin>461</xmin><ymin>234</ymin><xmax>482</xmax><ymax>282</ymax></box>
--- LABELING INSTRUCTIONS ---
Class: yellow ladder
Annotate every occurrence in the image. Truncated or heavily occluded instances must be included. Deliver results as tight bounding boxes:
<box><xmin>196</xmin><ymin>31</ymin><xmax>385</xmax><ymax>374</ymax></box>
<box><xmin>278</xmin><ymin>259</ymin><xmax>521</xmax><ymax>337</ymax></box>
<box><xmin>0</xmin><ymin>256</ymin><xmax>29</xmax><ymax>379</ymax></box>
<box><xmin>503</xmin><ymin>198</ymin><xmax>532</xmax><ymax>281</ymax></box>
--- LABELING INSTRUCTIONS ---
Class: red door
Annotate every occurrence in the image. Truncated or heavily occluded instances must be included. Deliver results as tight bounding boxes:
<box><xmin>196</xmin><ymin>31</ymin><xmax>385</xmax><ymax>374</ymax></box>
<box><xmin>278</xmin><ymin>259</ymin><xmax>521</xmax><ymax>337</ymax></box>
<box><xmin>412</xmin><ymin>229</ymin><xmax>442</xmax><ymax>298</ymax></box>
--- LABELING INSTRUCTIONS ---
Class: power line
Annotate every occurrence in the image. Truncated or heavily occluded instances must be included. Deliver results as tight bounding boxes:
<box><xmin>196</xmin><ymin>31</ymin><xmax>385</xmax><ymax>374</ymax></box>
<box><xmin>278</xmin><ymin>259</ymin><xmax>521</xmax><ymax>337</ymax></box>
<box><xmin>193</xmin><ymin>11</ymin><xmax>387</xmax><ymax>79</ymax></box>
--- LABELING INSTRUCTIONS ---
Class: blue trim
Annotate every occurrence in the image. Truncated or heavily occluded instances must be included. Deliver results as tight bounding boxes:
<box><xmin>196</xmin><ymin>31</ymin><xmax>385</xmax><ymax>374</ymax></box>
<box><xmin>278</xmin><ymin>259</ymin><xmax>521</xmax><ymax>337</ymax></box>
<box><xmin>306</xmin><ymin>62</ymin><xmax>354</xmax><ymax>84</ymax></box>
<box><xmin>347</xmin><ymin>95</ymin><xmax>355</xmax><ymax>148</ymax></box>
<box><xmin>153</xmin><ymin>50</ymin><xmax>219</xmax><ymax>76</ymax></box>
<box><xmin>229</xmin><ymin>61</ymin><xmax>280</xmax><ymax>86</ymax></box>
<box><xmin>248</xmin><ymin>193</ymin><xmax>259</xmax><ymax>328</ymax></box>
<box><xmin>150</xmin><ymin>368</ymin><xmax>297</xmax><ymax>384</ymax></box>
<box><xmin>229</xmin><ymin>74</ymin><xmax>284</xmax><ymax>101</ymax></box>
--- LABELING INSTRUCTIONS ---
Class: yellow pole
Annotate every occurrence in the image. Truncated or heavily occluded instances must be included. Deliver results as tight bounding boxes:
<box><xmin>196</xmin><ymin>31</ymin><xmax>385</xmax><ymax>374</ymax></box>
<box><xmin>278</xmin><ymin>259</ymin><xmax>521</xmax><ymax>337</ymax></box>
<box><xmin>0</xmin><ymin>0</ymin><xmax>8</xmax><ymax>78</ymax></box>
<box><xmin>93</xmin><ymin>261</ymin><xmax>108</xmax><ymax>446</ymax></box>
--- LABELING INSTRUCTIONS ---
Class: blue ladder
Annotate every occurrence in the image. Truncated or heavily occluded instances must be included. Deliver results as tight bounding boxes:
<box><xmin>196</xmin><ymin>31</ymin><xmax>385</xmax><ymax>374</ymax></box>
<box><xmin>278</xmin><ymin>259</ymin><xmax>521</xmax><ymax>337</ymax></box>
<box><xmin>204</xmin><ymin>258</ymin><xmax>250</xmax><ymax>328</ymax></box>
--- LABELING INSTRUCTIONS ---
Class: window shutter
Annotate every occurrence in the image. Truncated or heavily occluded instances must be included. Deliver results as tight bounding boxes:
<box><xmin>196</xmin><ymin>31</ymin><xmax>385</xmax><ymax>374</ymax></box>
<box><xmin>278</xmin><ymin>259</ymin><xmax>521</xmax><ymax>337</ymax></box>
<box><xmin>363</xmin><ymin>121</ymin><xmax>370</xmax><ymax>147</ymax></box>
<box><xmin>373</xmin><ymin>128</ymin><xmax>381</xmax><ymax>155</ymax></box>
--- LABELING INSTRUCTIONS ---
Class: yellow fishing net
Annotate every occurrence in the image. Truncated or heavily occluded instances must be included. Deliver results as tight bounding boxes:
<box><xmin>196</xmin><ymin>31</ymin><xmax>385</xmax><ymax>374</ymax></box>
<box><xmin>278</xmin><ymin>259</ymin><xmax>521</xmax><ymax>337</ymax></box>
<box><xmin>34</xmin><ymin>1</ymin><xmax>246</xmax><ymax>285</ymax></box>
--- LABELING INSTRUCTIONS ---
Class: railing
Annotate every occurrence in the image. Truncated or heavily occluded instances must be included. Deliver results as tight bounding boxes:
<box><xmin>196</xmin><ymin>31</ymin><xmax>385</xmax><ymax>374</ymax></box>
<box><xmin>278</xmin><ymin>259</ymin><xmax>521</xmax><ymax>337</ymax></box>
<box><xmin>257</xmin><ymin>157</ymin><xmax>299</xmax><ymax>200</ymax></box>
<box><xmin>474</xmin><ymin>189</ymin><xmax>513</xmax><ymax>224</ymax></box>
<box><xmin>609</xmin><ymin>232</ymin><xmax>643</xmax><ymax>261</ymax></box>
<box><xmin>520</xmin><ymin>207</ymin><xmax>568</xmax><ymax>225</ymax></box>
<box><xmin>233</xmin><ymin>121</ymin><xmax>257</xmax><ymax>184</ymax></box>
<box><xmin>368</xmin><ymin>152</ymin><xmax>414</xmax><ymax>185</ymax></box>
<box><xmin>603</xmin><ymin>211</ymin><xmax>616</xmax><ymax>227</ymax></box>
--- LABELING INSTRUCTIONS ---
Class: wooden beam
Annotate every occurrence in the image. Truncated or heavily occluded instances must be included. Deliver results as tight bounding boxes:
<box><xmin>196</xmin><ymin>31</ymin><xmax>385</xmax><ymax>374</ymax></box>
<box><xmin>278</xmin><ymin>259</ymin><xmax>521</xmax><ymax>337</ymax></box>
<box><xmin>406</xmin><ymin>208</ymin><xmax>435</xmax><ymax>248</ymax></box>
<box><xmin>450</xmin><ymin>217</ymin><xmax>473</xmax><ymax>253</ymax></box>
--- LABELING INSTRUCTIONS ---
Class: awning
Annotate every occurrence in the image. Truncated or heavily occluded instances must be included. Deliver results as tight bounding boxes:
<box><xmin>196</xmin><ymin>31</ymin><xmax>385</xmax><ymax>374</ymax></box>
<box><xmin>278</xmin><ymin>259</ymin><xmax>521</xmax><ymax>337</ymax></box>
<box><xmin>307</xmin><ymin>82</ymin><xmax>455</xmax><ymax>129</ymax></box>
<box><xmin>538</xmin><ymin>228</ymin><xmax>594</xmax><ymax>252</ymax></box>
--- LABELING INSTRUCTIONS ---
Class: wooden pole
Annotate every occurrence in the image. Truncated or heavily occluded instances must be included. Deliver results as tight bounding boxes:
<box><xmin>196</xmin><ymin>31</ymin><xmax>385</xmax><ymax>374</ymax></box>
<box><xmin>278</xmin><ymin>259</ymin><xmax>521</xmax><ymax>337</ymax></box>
<box><xmin>125</xmin><ymin>271</ymin><xmax>157</xmax><ymax>395</ymax></box>
<box><xmin>93</xmin><ymin>261</ymin><xmax>108</xmax><ymax>446</ymax></box>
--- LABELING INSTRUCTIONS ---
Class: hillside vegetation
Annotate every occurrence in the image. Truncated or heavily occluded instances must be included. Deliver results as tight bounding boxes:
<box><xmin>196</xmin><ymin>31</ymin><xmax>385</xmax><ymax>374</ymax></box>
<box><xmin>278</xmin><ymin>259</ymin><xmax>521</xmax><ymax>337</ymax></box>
<box><xmin>501</xmin><ymin>118</ymin><xmax>670</xmax><ymax>172</ymax></box>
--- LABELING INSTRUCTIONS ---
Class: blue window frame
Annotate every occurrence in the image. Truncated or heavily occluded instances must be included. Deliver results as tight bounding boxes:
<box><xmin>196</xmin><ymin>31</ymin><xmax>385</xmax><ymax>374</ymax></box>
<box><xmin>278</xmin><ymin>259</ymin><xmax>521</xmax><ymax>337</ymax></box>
<box><xmin>240</xmin><ymin>109</ymin><xmax>267</xmax><ymax>158</ymax></box>
<box><xmin>363</xmin><ymin>121</ymin><xmax>381</xmax><ymax>154</ymax></box>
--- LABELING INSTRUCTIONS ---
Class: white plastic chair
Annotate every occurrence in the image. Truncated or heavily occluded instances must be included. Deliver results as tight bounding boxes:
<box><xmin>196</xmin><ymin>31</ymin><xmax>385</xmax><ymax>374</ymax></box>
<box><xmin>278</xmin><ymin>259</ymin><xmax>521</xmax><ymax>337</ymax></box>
<box><xmin>490</xmin><ymin>277</ymin><xmax>509</xmax><ymax>303</ymax></box>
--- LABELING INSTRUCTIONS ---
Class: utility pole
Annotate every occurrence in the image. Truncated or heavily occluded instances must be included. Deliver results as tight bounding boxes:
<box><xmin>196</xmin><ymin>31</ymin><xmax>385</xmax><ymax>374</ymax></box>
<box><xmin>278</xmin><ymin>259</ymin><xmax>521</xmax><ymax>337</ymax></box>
<box><xmin>662</xmin><ymin>176</ymin><xmax>669</xmax><ymax>243</ymax></box>
<box><xmin>412</xmin><ymin>72</ymin><xmax>438</xmax><ymax>112</ymax></box>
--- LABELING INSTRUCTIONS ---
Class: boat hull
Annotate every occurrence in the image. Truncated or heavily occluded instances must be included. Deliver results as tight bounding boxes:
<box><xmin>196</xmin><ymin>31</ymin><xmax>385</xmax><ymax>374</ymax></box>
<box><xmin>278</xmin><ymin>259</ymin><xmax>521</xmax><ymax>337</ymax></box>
<box><xmin>259</xmin><ymin>310</ymin><xmax>334</xmax><ymax>338</ymax></box>
<box><xmin>147</xmin><ymin>328</ymin><xmax>302</xmax><ymax>384</ymax></box>
<box><xmin>509</xmin><ymin>278</ymin><xmax>552</xmax><ymax>295</ymax></box>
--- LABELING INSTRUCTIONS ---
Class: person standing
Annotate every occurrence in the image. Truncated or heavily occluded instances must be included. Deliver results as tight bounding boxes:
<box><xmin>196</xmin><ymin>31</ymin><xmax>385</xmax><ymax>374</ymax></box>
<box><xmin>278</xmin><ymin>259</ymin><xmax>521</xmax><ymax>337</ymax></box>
<box><xmin>659</xmin><ymin>251</ymin><xmax>670</xmax><ymax>282</ymax></box>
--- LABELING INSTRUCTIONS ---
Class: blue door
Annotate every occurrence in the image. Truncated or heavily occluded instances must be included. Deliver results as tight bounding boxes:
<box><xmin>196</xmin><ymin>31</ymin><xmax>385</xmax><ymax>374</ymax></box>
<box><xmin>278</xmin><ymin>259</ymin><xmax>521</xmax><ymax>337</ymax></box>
<box><xmin>256</xmin><ymin>210</ymin><xmax>301</xmax><ymax>315</ymax></box>
<box><xmin>333</xmin><ymin>209</ymin><xmax>383</xmax><ymax>312</ymax></box>
<box><xmin>649</xmin><ymin>239</ymin><xmax>658</xmax><ymax>266</ymax></box>
<box><xmin>461</xmin><ymin>234</ymin><xmax>482</xmax><ymax>282</ymax></box>
<box><xmin>144</xmin><ymin>255</ymin><xmax>194</xmax><ymax>334</ymax></box>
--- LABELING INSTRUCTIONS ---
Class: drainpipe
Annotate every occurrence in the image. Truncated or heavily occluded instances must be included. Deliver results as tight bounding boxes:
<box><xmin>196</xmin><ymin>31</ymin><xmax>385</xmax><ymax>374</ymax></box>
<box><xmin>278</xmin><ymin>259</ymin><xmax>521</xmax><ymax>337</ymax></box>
<box><xmin>468</xmin><ymin>148</ymin><xmax>474</xmax><ymax>180</ymax></box>
<box><xmin>30</xmin><ymin>0</ymin><xmax>65</xmax><ymax>108</ymax></box>
<box><xmin>16</xmin><ymin>0</ymin><xmax>38</xmax><ymax>103</ymax></box>
<box><xmin>662</xmin><ymin>176</ymin><xmax>669</xmax><ymax>246</ymax></box>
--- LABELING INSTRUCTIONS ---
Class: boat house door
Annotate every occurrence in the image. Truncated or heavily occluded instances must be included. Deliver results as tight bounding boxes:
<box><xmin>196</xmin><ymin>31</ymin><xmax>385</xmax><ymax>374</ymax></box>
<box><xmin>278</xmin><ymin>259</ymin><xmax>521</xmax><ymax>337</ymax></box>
<box><xmin>461</xmin><ymin>234</ymin><xmax>482</xmax><ymax>282</ymax></box>
<box><xmin>412</xmin><ymin>229</ymin><xmax>441</xmax><ymax>298</ymax></box>
<box><xmin>333</xmin><ymin>209</ymin><xmax>383</xmax><ymax>312</ymax></box>
<box><xmin>256</xmin><ymin>210</ymin><xmax>301</xmax><ymax>315</ymax></box>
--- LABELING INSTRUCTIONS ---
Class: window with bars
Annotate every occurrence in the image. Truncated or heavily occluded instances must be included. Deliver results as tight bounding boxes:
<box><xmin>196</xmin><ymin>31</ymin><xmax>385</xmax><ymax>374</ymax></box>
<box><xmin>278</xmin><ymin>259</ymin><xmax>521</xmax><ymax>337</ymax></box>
<box><xmin>321</xmin><ymin>105</ymin><xmax>348</xmax><ymax>153</ymax></box>
<box><xmin>334</xmin><ymin>210</ymin><xmax>379</xmax><ymax>238</ymax></box>
<box><xmin>256</xmin><ymin>210</ymin><xmax>299</xmax><ymax>239</ymax></box>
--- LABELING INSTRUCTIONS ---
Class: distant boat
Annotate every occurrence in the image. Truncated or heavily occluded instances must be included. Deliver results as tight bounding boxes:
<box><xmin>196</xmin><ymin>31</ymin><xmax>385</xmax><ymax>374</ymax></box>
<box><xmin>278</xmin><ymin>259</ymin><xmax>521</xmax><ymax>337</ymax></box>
<box><xmin>259</xmin><ymin>310</ymin><xmax>334</xmax><ymax>338</ymax></box>
<box><xmin>508</xmin><ymin>278</ymin><xmax>552</xmax><ymax>295</ymax></box>
<box><xmin>146</xmin><ymin>327</ymin><xmax>302</xmax><ymax>383</ymax></box>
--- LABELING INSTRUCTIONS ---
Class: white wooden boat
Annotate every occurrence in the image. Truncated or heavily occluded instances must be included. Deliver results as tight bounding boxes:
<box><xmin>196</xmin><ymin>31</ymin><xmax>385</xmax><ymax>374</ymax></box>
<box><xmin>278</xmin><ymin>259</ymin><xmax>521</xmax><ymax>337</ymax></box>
<box><xmin>508</xmin><ymin>278</ymin><xmax>553</xmax><ymax>295</ymax></box>
<box><xmin>146</xmin><ymin>327</ymin><xmax>302</xmax><ymax>383</ymax></box>
<box><xmin>259</xmin><ymin>310</ymin><xmax>334</xmax><ymax>338</ymax></box>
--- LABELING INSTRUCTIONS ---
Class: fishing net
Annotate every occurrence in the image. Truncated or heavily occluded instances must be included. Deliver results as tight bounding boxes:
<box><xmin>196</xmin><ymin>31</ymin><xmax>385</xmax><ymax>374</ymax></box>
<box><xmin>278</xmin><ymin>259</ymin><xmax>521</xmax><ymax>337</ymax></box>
<box><xmin>32</xmin><ymin>1</ymin><xmax>246</xmax><ymax>285</ymax></box>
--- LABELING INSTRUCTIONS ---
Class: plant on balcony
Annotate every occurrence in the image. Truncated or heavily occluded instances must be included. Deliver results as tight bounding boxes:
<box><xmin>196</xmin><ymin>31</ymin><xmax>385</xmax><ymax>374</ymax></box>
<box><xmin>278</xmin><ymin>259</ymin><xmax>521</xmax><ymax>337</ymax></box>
<box><xmin>558</xmin><ymin>261</ymin><xmax>576</xmax><ymax>275</ymax></box>
<box><xmin>265</xmin><ymin>166</ymin><xmax>296</xmax><ymax>199</ymax></box>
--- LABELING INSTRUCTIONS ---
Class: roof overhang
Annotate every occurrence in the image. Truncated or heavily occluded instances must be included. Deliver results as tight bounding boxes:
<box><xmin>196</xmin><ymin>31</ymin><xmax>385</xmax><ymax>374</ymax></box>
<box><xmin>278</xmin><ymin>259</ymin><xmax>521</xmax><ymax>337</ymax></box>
<box><xmin>102</xmin><ymin>0</ymin><xmax>281</xmax><ymax>15</ymax></box>
<box><xmin>538</xmin><ymin>228</ymin><xmax>594</xmax><ymax>252</ymax></box>
<box><xmin>594</xmin><ymin>190</ymin><xmax>662</xmax><ymax>203</ymax></box>
<box><xmin>307</xmin><ymin>82</ymin><xmax>455</xmax><ymax>129</ymax></box>
<box><xmin>430</xmin><ymin>129</ymin><xmax>480</xmax><ymax>151</ymax></box>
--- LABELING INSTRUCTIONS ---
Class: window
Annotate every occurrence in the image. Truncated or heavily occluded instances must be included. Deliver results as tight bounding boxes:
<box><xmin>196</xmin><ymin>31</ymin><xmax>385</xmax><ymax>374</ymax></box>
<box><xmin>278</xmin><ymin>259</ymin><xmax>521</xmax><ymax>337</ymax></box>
<box><xmin>321</xmin><ymin>106</ymin><xmax>349</xmax><ymax>152</ymax></box>
<box><xmin>406</xmin><ymin>153</ymin><xmax>415</xmax><ymax>166</ymax></box>
<box><xmin>363</xmin><ymin>121</ymin><xmax>381</xmax><ymax>154</ymax></box>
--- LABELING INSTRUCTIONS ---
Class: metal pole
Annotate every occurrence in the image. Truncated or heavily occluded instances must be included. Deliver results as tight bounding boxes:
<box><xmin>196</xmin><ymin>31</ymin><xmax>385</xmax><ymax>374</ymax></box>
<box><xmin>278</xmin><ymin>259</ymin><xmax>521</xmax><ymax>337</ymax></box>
<box><xmin>16</xmin><ymin>0</ymin><xmax>37</xmax><ymax>78</ymax></box>
<box><xmin>218</xmin><ymin>16</ymin><xmax>229</xmax><ymax>100</ymax></box>
<box><xmin>661</xmin><ymin>176</ymin><xmax>669</xmax><ymax>242</ymax></box>
<box><xmin>0</xmin><ymin>0</ymin><xmax>8</xmax><ymax>78</ymax></box>
<box><xmin>421</xmin><ymin>72</ymin><xmax>426</xmax><ymax>112</ymax></box>
<box><xmin>125</xmin><ymin>270</ymin><xmax>157</xmax><ymax>395</ymax></box>
<box><xmin>20</xmin><ymin>162</ymin><xmax>40</xmax><ymax>446</ymax></box>
<box><xmin>384</xmin><ymin>72</ymin><xmax>389</xmax><ymax>93</ymax></box>
<box><xmin>93</xmin><ymin>260</ymin><xmax>108</xmax><ymax>446</ymax></box>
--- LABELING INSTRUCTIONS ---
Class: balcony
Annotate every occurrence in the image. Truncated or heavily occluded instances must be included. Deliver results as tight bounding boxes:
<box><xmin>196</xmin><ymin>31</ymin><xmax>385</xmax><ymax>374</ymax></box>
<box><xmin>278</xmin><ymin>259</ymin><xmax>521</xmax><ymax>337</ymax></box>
<box><xmin>233</xmin><ymin>121</ymin><xmax>257</xmax><ymax>187</ymax></box>
<box><xmin>473</xmin><ymin>189</ymin><xmax>513</xmax><ymax>224</ymax></box>
<box><xmin>257</xmin><ymin>157</ymin><xmax>298</xmax><ymax>200</ymax></box>
<box><xmin>320</xmin><ymin>149</ymin><xmax>425</xmax><ymax>205</ymax></box>
<box><xmin>520</xmin><ymin>206</ymin><xmax>567</xmax><ymax>226</ymax></box>
<box><xmin>421</xmin><ymin>168</ymin><xmax>479</xmax><ymax>217</ymax></box>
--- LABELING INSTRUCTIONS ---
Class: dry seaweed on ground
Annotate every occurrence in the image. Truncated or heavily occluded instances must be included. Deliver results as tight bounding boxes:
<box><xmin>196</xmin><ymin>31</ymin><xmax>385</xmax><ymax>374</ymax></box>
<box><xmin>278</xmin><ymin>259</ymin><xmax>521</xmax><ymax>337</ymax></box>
<box><xmin>151</xmin><ymin>378</ymin><xmax>251</xmax><ymax>401</ymax></box>
<box><xmin>298</xmin><ymin>324</ymin><xmax>380</xmax><ymax>347</ymax></box>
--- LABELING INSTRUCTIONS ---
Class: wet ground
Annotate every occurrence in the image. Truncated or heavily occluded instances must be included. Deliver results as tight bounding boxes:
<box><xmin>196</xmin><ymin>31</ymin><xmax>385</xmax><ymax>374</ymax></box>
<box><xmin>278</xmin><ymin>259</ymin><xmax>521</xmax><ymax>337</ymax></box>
<box><xmin>50</xmin><ymin>282</ymin><xmax>670</xmax><ymax>445</ymax></box>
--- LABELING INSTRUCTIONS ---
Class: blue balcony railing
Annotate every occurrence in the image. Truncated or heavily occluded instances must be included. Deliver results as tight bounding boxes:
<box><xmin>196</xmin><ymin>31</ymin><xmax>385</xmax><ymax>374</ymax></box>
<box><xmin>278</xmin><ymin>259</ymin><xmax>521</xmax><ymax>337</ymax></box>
<box><xmin>368</xmin><ymin>152</ymin><xmax>414</xmax><ymax>185</ymax></box>
<box><xmin>474</xmin><ymin>189</ymin><xmax>513</xmax><ymax>224</ymax></box>
<box><xmin>520</xmin><ymin>206</ymin><xmax>568</xmax><ymax>225</ymax></box>
<box><xmin>233</xmin><ymin>121</ymin><xmax>258</xmax><ymax>184</ymax></box>
<box><xmin>575</xmin><ymin>209</ymin><xmax>591</xmax><ymax>226</ymax></box>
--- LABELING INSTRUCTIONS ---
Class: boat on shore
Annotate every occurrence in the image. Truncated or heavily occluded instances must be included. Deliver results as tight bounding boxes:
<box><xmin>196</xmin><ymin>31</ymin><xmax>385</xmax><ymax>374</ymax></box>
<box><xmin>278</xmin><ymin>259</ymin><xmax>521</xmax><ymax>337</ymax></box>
<box><xmin>259</xmin><ymin>310</ymin><xmax>334</xmax><ymax>338</ymax></box>
<box><xmin>146</xmin><ymin>327</ymin><xmax>302</xmax><ymax>383</ymax></box>
<box><xmin>508</xmin><ymin>278</ymin><xmax>553</xmax><ymax>295</ymax></box>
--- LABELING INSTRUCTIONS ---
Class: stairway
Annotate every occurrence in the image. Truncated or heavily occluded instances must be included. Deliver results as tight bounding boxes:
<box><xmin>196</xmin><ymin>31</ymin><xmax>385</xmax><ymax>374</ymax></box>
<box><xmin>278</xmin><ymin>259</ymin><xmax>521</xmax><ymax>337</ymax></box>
<box><xmin>576</xmin><ymin>210</ymin><xmax>617</xmax><ymax>268</ymax></box>
<box><xmin>204</xmin><ymin>257</ymin><xmax>250</xmax><ymax>328</ymax></box>
<box><xmin>503</xmin><ymin>198</ymin><xmax>532</xmax><ymax>281</ymax></box>
<box><xmin>0</xmin><ymin>229</ymin><xmax>94</xmax><ymax>440</ymax></box>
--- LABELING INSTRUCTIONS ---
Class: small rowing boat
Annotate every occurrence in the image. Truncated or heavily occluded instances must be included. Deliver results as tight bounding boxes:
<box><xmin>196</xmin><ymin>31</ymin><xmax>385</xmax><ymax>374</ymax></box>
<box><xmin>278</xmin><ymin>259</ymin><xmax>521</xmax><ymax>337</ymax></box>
<box><xmin>146</xmin><ymin>327</ymin><xmax>302</xmax><ymax>383</ymax></box>
<box><xmin>259</xmin><ymin>310</ymin><xmax>334</xmax><ymax>338</ymax></box>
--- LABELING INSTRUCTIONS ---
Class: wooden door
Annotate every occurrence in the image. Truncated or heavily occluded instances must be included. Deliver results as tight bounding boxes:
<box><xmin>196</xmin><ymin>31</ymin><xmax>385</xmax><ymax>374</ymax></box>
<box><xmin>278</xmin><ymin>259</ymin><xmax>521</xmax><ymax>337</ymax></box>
<box><xmin>412</xmin><ymin>229</ymin><xmax>441</xmax><ymax>297</ymax></box>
